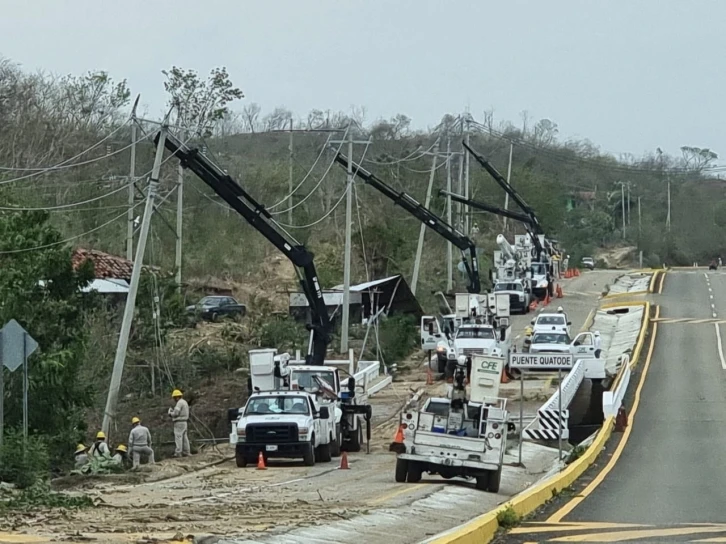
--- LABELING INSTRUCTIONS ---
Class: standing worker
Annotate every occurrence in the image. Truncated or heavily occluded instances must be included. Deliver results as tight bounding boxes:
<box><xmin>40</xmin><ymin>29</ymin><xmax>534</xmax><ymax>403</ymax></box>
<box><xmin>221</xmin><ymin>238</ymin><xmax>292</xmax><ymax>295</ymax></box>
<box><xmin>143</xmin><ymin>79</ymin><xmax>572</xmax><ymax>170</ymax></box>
<box><xmin>168</xmin><ymin>389</ymin><xmax>191</xmax><ymax>457</ymax></box>
<box><xmin>89</xmin><ymin>431</ymin><xmax>111</xmax><ymax>459</ymax></box>
<box><xmin>128</xmin><ymin>416</ymin><xmax>155</xmax><ymax>469</ymax></box>
<box><xmin>594</xmin><ymin>330</ymin><xmax>602</xmax><ymax>358</ymax></box>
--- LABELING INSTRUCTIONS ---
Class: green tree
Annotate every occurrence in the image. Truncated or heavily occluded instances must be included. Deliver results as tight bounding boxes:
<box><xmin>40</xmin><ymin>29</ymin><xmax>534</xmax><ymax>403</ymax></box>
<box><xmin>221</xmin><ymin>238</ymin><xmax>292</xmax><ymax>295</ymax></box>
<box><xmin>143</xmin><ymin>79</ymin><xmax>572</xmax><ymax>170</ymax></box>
<box><xmin>0</xmin><ymin>211</ymin><xmax>95</xmax><ymax>472</ymax></box>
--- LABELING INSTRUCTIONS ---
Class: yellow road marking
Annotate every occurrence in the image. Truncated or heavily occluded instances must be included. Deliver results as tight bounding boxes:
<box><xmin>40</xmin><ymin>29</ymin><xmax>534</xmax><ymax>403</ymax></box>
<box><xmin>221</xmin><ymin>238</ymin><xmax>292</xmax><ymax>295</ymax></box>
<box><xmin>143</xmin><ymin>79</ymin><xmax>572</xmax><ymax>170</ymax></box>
<box><xmin>550</xmin><ymin>526</ymin><xmax>726</xmax><ymax>542</ymax></box>
<box><xmin>367</xmin><ymin>483</ymin><xmax>426</xmax><ymax>506</ymax></box>
<box><xmin>694</xmin><ymin>537</ymin><xmax>726</xmax><ymax>542</ymax></box>
<box><xmin>546</xmin><ymin>304</ymin><xmax>660</xmax><ymax>522</ymax></box>
<box><xmin>658</xmin><ymin>271</ymin><xmax>666</xmax><ymax>294</ymax></box>
<box><xmin>510</xmin><ymin>522</ymin><xmax>647</xmax><ymax>534</ymax></box>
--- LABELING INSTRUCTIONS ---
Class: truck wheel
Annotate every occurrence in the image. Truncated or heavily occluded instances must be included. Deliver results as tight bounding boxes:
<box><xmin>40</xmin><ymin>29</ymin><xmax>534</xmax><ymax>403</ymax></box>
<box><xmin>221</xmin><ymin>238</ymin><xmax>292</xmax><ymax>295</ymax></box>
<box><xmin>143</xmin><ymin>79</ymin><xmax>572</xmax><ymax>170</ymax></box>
<box><xmin>235</xmin><ymin>451</ymin><xmax>247</xmax><ymax>468</ymax></box>
<box><xmin>487</xmin><ymin>467</ymin><xmax>502</xmax><ymax>493</ymax></box>
<box><xmin>330</xmin><ymin>427</ymin><xmax>341</xmax><ymax>458</ymax></box>
<box><xmin>475</xmin><ymin>472</ymin><xmax>490</xmax><ymax>491</ymax></box>
<box><xmin>395</xmin><ymin>459</ymin><xmax>408</xmax><ymax>483</ymax></box>
<box><xmin>302</xmin><ymin>443</ymin><xmax>315</xmax><ymax>467</ymax></box>
<box><xmin>407</xmin><ymin>462</ymin><xmax>422</xmax><ymax>483</ymax></box>
<box><xmin>346</xmin><ymin>425</ymin><xmax>362</xmax><ymax>453</ymax></box>
<box><xmin>316</xmin><ymin>442</ymin><xmax>332</xmax><ymax>463</ymax></box>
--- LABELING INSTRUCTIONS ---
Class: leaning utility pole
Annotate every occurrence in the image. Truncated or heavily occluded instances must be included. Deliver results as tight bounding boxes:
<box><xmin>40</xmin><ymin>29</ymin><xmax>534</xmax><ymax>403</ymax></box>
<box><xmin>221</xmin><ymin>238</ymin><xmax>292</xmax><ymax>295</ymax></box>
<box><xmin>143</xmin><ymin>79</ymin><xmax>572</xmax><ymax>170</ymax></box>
<box><xmin>620</xmin><ymin>182</ymin><xmax>626</xmax><ymax>238</ymax></box>
<box><xmin>411</xmin><ymin>139</ymin><xmax>440</xmax><ymax>296</ymax></box>
<box><xmin>340</xmin><ymin>127</ymin><xmax>354</xmax><ymax>354</ymax></box>
<box><xmin>103</xmin><ymin>127</ymin><xmax>168</xmax><ymax>436</ymax></box>
<box><xmin>446</xmin><ymin>136</ymin><xmax>453</xmax><ymax>292</ymax></box>
<box><xmin>463</xmin><ymin>119</ymin><xmax>471</xmax><ymax>235</ymax></box>
<box><xmin>288</xmin><ymin>118</ymin><xmax>294</xmax><ymax>225</ymax></box>
<box><xmin>127</xmin><ymin>113</ymin><xmax>138</xmax><ymax>260</ymax></box>
<box><xmin>503</xmin><ymin>142</ymin><xmax>514</xmax><ymax>232</ymax></box>
<box><xmin>175</xmin><ymin>138</ymin><xmax>184</xmax><ymax>290</ymax></box>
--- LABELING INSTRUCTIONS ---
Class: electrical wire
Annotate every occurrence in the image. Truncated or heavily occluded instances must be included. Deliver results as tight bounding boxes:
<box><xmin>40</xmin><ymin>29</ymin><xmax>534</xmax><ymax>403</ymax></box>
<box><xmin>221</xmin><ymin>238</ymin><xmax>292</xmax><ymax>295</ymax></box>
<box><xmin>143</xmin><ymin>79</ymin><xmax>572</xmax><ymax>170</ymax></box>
<box><xmin>353</xmin><ymin>182</ymin><xmax>370</xmax><ymax>282</ymax></box>
<box><xmin>266</xmin><ymin>130</ymin><xmax>339</xmax><ymax>209</ymax></box>
<box><xmin>277</xmin><ymin>138</ymin><xmax>372</xmax><ymax>229</ymax></box>
<box><xmin>362</xmin><ymin>140</ymin><xmax>436</xmax><ymax>165</ymax></box>
<box><xmin>0</xmin><ymin>202</ymin><xmax>143</xmax><ymax>255</ymax></box>
<box><xmin>0</xmin><ymin>183</ymin><xmax>130</xmax><ymax>211</ymax></box>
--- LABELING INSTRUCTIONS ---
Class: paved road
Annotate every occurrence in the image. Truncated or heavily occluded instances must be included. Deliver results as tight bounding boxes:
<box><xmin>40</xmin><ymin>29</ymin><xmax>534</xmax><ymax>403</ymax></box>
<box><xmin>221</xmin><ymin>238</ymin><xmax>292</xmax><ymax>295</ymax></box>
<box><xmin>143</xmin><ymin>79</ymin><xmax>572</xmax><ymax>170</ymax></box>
<box><xmin>511</xmin><ymin>270</ymin><xmax>726</xmax><ymax>542</ymax></box>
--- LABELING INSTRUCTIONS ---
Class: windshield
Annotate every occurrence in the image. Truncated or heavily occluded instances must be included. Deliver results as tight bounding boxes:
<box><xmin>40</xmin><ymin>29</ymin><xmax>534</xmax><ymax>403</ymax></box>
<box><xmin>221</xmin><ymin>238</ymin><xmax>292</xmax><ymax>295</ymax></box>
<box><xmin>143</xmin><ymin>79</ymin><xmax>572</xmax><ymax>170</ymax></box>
<box><xmin>199</xmin><ymin>296</ymin><xmax>224</xmax><ymax>306</ymax></box>
<box><xmin>456</xmin><ymin>327</ymin><xmax>495</xmax><ymax>340</ymax></box>
<box><xmin>495</xmin><ymin>283</ymin><xmax>522</xmax><ymax>292</ymax></box>
<box><xmin>532</xmin><ymin>333</ymin><xmax>570</xmax><ymax>344</ymax></box>
<box><xmin>536</xmin><ymin>315</ymin><xmax>566</xmax><ymax>326</ymax></box>
<box><xmin>531</xmin><ymin>263</ymin><xmax>547</xmax><ymax>275</ymax></box>
<box><xmin>291</xmin><ymin>370</ymin><xmax>336</xmax><ymax>392</ymax></box>
<box><xmin>244</xmin><ymin>396</ymin><xmax>310</xmax><ymax>415</ymax></box>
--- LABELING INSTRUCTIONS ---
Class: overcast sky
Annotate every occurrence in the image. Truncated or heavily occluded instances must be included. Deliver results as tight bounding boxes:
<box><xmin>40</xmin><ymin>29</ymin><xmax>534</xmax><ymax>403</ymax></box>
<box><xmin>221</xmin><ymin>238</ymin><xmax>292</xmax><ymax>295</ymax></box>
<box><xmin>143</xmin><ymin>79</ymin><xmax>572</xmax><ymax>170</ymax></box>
<box><xmin>1</xmin><ymin>0</ymin><xmax>723</xmax><ymax>159</ymax></box>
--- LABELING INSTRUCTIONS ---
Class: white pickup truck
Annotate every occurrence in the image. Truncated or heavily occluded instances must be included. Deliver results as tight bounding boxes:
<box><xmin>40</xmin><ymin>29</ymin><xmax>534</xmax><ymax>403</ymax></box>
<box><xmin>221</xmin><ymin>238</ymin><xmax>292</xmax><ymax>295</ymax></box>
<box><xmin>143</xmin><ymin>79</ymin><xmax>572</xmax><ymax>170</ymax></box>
<box><xmin>229</xmin><ymin>390</ymin><xmax>335</xmax><ymax>467</ymax></box>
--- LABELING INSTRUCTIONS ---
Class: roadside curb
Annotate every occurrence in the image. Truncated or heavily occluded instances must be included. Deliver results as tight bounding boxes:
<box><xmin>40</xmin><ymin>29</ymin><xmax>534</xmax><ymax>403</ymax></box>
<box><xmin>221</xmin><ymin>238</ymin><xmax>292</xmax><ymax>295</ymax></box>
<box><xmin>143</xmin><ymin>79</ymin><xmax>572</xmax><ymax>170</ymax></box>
<box><xmin>424</xmin><ymin>301</ymin><xmax>653</xmax><ymax>544</ymax></box>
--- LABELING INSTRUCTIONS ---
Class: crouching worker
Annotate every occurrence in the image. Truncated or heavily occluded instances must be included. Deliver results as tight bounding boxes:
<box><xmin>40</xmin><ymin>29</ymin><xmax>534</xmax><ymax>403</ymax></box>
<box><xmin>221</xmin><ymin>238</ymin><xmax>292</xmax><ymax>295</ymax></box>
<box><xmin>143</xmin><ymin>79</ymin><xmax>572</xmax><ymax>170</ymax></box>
<box><xmin>111</xmin><ymin>444</ymin><xmax>129</xmax><ymax>469</ymax></box>
<box><xmin>128</xmin><ymin>416</ymin><xmax>155</xmax><ymax>470</ymax></box>
<box><xmin>74</xmin><ymin>444</ymin><xmax>89</xmax><ymax>468</ymax></box>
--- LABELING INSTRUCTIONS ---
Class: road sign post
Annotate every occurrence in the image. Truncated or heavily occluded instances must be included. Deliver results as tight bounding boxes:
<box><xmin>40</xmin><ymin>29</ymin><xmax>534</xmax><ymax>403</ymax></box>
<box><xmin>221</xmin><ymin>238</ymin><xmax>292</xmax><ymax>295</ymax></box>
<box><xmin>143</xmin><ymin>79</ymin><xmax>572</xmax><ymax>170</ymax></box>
<box><xmin>0</xmin><ymin>320</ymin><xmax>39</xmax><ymax>442</ymax></box>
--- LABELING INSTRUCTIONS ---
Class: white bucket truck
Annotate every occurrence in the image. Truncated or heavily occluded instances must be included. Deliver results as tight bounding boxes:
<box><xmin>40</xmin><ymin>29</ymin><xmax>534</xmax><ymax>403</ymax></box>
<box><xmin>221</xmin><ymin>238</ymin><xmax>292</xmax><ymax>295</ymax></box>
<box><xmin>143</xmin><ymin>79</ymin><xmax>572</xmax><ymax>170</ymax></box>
<box><xmin>391</xmin><ymin>353</ymin><xmax>509</xmax><ymax>492</ymax></box>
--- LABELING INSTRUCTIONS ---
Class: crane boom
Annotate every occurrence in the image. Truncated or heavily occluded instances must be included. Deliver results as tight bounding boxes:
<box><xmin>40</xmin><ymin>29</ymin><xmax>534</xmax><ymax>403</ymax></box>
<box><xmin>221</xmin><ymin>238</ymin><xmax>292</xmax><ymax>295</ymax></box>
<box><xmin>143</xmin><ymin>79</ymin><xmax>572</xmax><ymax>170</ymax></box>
<box><xmin>157</xmin><ymin>131</ymin><xmax>331</xmax><ymax>365</ymax></box>
<box><xmin>334</xmin><ymin>152</ymin><xmax>481</xmax><ymax>294</ymax></box>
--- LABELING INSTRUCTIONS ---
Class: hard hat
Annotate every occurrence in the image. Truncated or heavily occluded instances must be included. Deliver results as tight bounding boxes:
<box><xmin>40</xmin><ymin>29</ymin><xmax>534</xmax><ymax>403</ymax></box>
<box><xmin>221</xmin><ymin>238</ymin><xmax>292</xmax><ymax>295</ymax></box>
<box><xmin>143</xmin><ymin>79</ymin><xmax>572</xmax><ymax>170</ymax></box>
<box><xmin>594</xmin><ymin>331</ymin><xmax>600</xmax><ymax>336</ymax></box>
<box><xmin>457</xmin><ymin>355</ymin><xmax>467</xmax><ymax>365</ymax></box>
<box><xmin>131</xmin><ymin>417</ymin><xmax>140</xmax><ymax>425</ymax></box>
<box><xmin>116</xmin><ymin>444</ymin><xmax>128</xmax><ymax>453</ymax></box>
<box><xmin>172</xmin><ymin>389</ymin><xmax>183</xmax><ymax>398</ymax></box>
<box><xmin>96</xmin><ymin>431</ymin><xmax>106</xmax><ymax>440</ymax></box>
<box><xmin>557</xmin><ymin>306</ymin><xmax>564</xmax><ymax>312</ymax></box>
<box><xmin>75</xmin><ymin>444</ymin><xmax>87</xmax><ymax>454</ymax></box>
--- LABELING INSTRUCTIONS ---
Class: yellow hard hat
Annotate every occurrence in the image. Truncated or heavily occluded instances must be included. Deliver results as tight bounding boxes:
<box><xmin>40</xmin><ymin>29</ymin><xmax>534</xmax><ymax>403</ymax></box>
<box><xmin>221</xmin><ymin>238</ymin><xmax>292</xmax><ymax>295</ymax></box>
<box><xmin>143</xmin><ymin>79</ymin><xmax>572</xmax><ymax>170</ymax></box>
<box><xmin>171</xmin><ymin>389</ymin><xmax>183</xmax><ymax>398</ymax></box>
<box><xmin>116</xmin><ymin>444</ymin><xmax>128</xmax><ymax>453</ymax></box>
<box><xmin>131</xmin><ymin>417</ymin><xmax>140</xmax><ymax>424</ymax></box>
<box><xmin>75</xmin><ymin>444</ymin><xmax>87</xmax><ymax>454</ymax></box>
<box><xmin>96</xmin><ymin>431</ymin><xmax>106</xmax><ymax>440</ymax></box>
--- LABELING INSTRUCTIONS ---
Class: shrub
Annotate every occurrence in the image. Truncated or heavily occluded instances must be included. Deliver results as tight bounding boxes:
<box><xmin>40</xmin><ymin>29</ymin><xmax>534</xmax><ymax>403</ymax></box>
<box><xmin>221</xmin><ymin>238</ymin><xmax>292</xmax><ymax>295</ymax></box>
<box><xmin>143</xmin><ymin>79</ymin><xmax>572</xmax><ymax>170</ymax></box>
<box><xmin>0</xmin><ymin>430</ymin><xmax>50</xmax><ymax>489</ymax></box>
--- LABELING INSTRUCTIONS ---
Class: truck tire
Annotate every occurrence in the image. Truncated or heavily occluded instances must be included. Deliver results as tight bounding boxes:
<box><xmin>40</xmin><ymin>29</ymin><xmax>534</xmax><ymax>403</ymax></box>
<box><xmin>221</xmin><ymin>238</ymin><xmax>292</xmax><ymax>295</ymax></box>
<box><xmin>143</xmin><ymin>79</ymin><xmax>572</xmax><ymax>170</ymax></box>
<box><xmin>407</xmin><ymin>462</ymin><xmax>423</xmax><ymax>483</ymax></box>
<box><xmin>302</xmin><ymin>442</ymin><xmax>315</xmax><ymax>466</ymax></box>
<box><xmin>487</xmin><ymin>467</ymin><xmax>502</xmax><ymax>493</ymax></box>
<box><xmin>475</xmin><ymin>472</ymin><xmax>490</xmax><ymax>491</ymax></box>
<box><xmin>235</xmin><ymin>451</ymin><xmax>247</xmax><ymax>468</ymax></box>
<box><xmin>330</xmin><ymin>426</ymin><xmax>341</xmax><ymax>458</ymax></box>
<box><xmin>316</xmin><ymin>442</ymin><xmax>332</xmax><ymax>463</ymax></box>
<box><xmin>346</xmin><ymin>425</ymin><xmax>363</xmax><ymax>453</ymax></box>
<box><xmin>395</xmin><ymin>459</ymin><xmax>408</xmax><ymax>483</ymax></box>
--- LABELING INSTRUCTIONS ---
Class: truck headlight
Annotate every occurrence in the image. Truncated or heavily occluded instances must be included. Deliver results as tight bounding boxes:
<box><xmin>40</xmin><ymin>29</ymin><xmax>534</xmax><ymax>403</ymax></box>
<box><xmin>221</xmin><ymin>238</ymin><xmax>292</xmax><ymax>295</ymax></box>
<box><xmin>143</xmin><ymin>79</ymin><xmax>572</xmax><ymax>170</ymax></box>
<box><xmin>298</xmin><ymin>427</ymin><xmax>309</xmax><ymax>438</ymax></box>
<box><xmin>236</xmin><ymin>428</ymin><xmax>246</xmax><ymax>442</ymax></box>
<box><xmin>518</xmin><ymin>294</ymin><xmax>524</xmax><ymax>300</ymax></box>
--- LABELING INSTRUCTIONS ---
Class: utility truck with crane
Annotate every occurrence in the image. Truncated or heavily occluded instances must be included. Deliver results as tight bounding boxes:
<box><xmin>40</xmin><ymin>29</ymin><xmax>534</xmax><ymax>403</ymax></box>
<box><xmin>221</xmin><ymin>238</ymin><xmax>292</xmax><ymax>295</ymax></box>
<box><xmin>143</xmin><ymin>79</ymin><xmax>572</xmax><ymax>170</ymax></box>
<box><xmin>158</xmin><ymin>132</ymin><xmax>373</xmax><ymax>463</ymax></box>
<box><xmin>391</xmin><ymin>353</ymin><xmax>510</xmax><ymax>492</ymax></box>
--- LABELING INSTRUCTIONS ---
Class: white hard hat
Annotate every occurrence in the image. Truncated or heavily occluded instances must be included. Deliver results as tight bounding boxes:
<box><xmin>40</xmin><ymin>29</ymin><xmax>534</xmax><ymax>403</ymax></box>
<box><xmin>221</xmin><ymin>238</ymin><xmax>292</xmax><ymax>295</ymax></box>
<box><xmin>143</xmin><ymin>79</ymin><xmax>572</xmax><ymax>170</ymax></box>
<box><xmin>557</xmin><ymin>306</ymin><xmax>564</xmax><ymax>312</ymax></box>
<box><xmin>594</xmin><ymin>331</ymin><xmax>600</xmax><ymax>336</ymax></box>
<box><xmin>457</xmin><ymin>355</ymin><xmax>467</xmax><ymax>365</ymax></box>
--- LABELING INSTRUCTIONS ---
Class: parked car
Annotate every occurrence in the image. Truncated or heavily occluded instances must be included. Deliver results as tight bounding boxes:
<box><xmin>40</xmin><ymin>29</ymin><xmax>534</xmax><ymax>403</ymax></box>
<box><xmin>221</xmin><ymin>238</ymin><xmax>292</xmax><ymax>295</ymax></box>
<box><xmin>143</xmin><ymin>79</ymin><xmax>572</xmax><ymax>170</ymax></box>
<box><xmin>186</xmin><ymin>296</ymin><xmax>247</xmax><ymax>322</ymax></box>
<box><xmin>531</xmin><ymin>312</ymin><xmax>571</xmax><ymax>336</ymax></box>
<box><xmin>581</xmin><ymin>257</ymin><xmax>595</xmax><ymax>270</ymax></box>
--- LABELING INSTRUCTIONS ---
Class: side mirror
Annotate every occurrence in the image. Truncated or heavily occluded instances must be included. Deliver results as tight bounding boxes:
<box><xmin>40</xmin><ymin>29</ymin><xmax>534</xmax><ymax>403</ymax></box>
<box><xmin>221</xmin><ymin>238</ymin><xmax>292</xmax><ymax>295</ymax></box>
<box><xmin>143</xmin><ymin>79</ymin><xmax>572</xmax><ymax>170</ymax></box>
<box><xmin>530</xmin><ymin>320</ymin><xmax>535</xmax><ymax>325</ymax></box>
<box><xmin>319</xmin><ymin>406</ymin><xmax>330</xmax><ymax>419</ymax></box>
<box><xmin>573</xmin><ymin>341</ymin><xmax>581</xmax><ymax>346</ymax></box>
<box><xmin>227</xmin><ymin>407</ymin><xmax>240</xmax><ymax>423</ymax></box>
<box><xmin>348</xmin><ymin>376</ymin><xmax>356</xmax><ymax>396</ymax></box>
<box><xmin>567</xmin><ymin>322</ymin><xmax>572</xmax><ymax>326</ymax></box>
<box><xmin>428</xmin><ymin>323</ymin><xmax>434</xmax><ymax>334</ymax></box>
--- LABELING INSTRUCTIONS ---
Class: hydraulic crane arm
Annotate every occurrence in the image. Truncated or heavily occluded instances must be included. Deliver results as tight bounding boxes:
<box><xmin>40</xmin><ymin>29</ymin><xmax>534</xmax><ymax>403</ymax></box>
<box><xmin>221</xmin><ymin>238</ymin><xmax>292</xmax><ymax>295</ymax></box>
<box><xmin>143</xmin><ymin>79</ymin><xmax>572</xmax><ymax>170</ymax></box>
<box><xmin>157</xmin><ymin>131</ymin><xmax>331</xmax><ymax>365</ymax></box>
<box><xmin>334</xmin><ymin>152</ymin><xmax>480</xmax><ymax>294</ymax></box>
<box><xmin>461</xmin><ymin>142</ymin><xmax>547</xmax><ymax>260</ymax></box>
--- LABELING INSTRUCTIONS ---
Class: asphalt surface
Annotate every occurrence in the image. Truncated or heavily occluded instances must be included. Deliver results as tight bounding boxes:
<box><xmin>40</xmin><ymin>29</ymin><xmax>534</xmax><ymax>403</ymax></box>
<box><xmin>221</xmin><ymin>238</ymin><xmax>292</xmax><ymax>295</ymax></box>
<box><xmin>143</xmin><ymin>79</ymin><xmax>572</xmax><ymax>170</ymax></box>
<box><xmin>510</xmin><ymin>270</ymin><xmax>726</xmax><ymax>542</ymax></box>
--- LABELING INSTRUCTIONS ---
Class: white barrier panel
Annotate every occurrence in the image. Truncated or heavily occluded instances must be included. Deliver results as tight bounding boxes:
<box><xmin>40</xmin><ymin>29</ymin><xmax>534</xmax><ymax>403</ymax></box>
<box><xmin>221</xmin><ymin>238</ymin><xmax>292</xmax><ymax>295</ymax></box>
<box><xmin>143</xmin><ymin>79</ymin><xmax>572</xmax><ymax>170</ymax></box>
<box><xmin>603</xmin><ymin>360</ymin><xmax>631</xmax><ymax>418</ymax></box>
<box><xmin>539</xmin><ymin>359</ymin><xmax>585</xmax><ymax>416</ymax></box>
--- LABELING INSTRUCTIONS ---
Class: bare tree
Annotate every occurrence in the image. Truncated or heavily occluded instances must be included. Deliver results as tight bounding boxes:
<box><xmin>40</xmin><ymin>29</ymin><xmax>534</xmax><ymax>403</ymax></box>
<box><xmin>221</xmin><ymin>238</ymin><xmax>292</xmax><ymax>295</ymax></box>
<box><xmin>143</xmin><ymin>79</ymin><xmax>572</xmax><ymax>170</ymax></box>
<box><xmin>242</xmin><ymin>102</ymin><xmax>261</xmax><ymax>133</ymax></box>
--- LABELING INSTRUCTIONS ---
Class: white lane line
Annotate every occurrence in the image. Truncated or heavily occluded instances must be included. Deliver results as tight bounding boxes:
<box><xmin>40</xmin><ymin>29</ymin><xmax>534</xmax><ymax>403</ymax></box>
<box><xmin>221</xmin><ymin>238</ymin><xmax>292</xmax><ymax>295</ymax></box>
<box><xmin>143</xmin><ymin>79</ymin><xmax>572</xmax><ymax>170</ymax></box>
<box><xmin>716</xmin><ymin>323</ymin><xmax>726</xmax><ymax>370</ymax></box>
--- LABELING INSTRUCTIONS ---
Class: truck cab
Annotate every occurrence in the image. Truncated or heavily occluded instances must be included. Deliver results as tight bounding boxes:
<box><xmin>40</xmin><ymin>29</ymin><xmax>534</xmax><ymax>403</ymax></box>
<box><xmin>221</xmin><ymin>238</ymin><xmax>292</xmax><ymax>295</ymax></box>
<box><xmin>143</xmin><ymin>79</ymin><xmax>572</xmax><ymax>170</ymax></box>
<box><xmin>453</xmin><ymin>323</ymin><xmax>510</xmax><ymax>362</ymax></box>
<box><xmin>230</xmin><ymin>390</ymin><xmax>334</xmax><ymax>467</ymax></box>
<box><xmin>531</xmin><ymin>312</ymin><xmax>571</xmax><ymax>336</ymax></box>
<box><xmin>493</xmin><ymin>279</ymin><xmax>530</xmax><ymax>314</ymax></box>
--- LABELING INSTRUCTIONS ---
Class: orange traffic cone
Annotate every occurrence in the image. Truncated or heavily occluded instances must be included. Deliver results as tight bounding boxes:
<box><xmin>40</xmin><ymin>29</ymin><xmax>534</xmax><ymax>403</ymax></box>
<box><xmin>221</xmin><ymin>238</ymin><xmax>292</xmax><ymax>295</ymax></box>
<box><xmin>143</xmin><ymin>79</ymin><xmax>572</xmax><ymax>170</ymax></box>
<box><xmin>426</xmin><ymin>366</ymin><xmax>434</xmax><ymax>385</ymax></box>
<box><xmin>339</xmin><ymin>451</ymin><xmax>350</xmax><ymax>470</ymax></box>
<box><xmin>389</xmin><ymin>423</ymin><xmax>406</xmax><ymax>453</ymax></box>
<box><xmin>500</xmin><ymin>367</ymin><xmax>510</xmax><ymax>384</ymax></box>
<box><xmin>556</xmin><ymin>284</ymin><xmax>563</xmax><ymax>298</ymax></box>
<box><xmin>615</xmin><ymin>406</ymin><xmax>628</xmax><ymax>432</ymax></box>
<box><xmin>256</xmin><ymin>451</ymin><xmax>267</xmax><ymax>470</ymax></box>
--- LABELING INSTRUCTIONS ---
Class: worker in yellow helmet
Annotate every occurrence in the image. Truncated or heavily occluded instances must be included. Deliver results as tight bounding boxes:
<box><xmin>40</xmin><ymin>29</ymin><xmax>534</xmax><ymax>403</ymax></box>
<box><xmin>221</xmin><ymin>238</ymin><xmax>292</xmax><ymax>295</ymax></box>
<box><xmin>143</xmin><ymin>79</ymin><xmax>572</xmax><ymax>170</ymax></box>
<box><xmin>168</xmin><ymin>389</ymin><xmax>191</xmax><ymax>457</ymax></box>
<box><xmin>88</xmin><ymin>431</ymin><xmax>111</xmax><ymax>459</ymax></box>
<box><xmin>111</xmin><ymin>444</ymin><xmax>129</xmax><ymax>468</ymax></box>
<box><xmin>128</xmin><ymin>416</ymin><xmax>155</xmax><ymax>469</ymax></box>
<box><xmin>74</xmin><ymin>444</ymin><xmax>89</xmax><ymax>468</ymax></box>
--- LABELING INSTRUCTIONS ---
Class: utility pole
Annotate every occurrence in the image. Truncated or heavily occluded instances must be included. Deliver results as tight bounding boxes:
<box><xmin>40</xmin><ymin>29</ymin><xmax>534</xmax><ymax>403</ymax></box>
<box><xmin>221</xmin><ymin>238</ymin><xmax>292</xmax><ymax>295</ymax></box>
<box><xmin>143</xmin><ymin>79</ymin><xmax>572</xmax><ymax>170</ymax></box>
<box><xmin>288</xmin><ymin>118</ymin><xmax>294</xmax><ymax>225</ymax></box>
<box><xmin>446</xmin><ymin>136</ymin><xmax>453</xmax><ymax>292</ymax></box>
<box><xmin>103</xmin><ymin>127</ymin><xmax>168</xmax><ymax>436</ymax></box>
<box><xmin>638</xmin><ymin>196</ymin><xmax>642</xmax><ymax>239</ymax></box>
<box><xmin>621</xmin><ymin>182</ymin><xmax>626</xmax><ymax>238</ymax></box>
<box><xmin>127</xmin><ymin>116</ymin><xmax>137</xmax><ymax>260</ymax></box>
<box><xmin>666</xmin><ymin>177</ymin><xmax>671</xmax><ymax>231</ymax></box>
<box><xmin>503</xmin><ymin>142</ymin><xmax>514</xmax><ymax>232</ymax></box>
<box><xmin>464</xmin><ymin>119</ymin><xmax>471</xmax><ymax>235</ymax></box>
<box><xmin>627</xmin><ymin>183</ymin><xmax>631</xmax><ymax>226</ymax></box>
<box><xmin>411</xmin><ymin>139</ymin><xmax>440</xmax><ymax>296</ymax></box>
<box><xmin>175</xmin><ymin>141</ymin><xmax>184</xmax><ymax>290</ymax></box>
<box><xmin>340</xmin><ymin>127</ymin><xmax>354</xmax><ymax>354</ymax></box>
